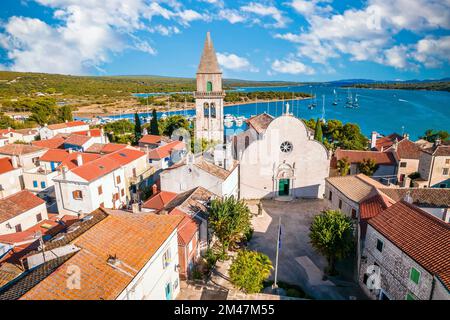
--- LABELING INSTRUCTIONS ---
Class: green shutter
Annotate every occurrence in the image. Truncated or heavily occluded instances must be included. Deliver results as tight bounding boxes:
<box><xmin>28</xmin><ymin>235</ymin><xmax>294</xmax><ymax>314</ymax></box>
<box><xmin>406</xmin><ymin>292</ymin><xmax>415</xmax><ymax>300</ymax></box>
<box><xmin>410</xmin><ymin>268</ymin><xmax>420</xmax><ymax>284</ymax></box>
<box><xmin>207</xmin><ymin>81</ymin><xmax>212</xmax><ymax>92</ymax></box>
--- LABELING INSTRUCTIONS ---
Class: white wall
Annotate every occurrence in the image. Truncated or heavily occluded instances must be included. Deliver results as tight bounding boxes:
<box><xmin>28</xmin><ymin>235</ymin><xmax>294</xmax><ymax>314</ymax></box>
<box><xmin>0</xmin><ymin>202</ymin><xmax>48</xmax><ymax>235</ymax></box>
<box><xmin>23</xmin><ymin>168</ymin><xmax>58</xmax><ymax>194</ymax></box>
<box><xmin>117</xmin><ymin>229</ymin><xmax>181</xmax><ymax>300</ymax></box>
<box><xmin>54</xmin><ymin>168</ymin><xmax>126</xmax><ymax>216</ymax></box>
<box><xmin>0</xmin><ymin>168</ymin><xmax>23</xmax><ymax>199</ymax></box>
<box><xmin>39</xmin><ymin>124</ymin><xmax>89</xmax><ymax>139</ymax></box>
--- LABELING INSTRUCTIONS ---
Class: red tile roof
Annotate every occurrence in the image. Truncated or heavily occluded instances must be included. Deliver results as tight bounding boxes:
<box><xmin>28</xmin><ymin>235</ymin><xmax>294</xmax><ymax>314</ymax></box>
<box><xmin>148</xmin><ymin>141</ymin><xmax>185</xmax><ymax>160</ymax></box>
<box><xmin>375</xmin><ymin>133</ymin><xmax>403</xmax><ymax>151</ymax></box>
<box><xmin>385</xmin><ymin>139</ymin><xmax>422</xmax><ymax>159</ymax></box>
<box><xmin>59</xmin><ymin>152</ymin><xmax>101</xmax><ymax>170</ymax></box>
<box><xmin>63</xmin><ymin>134</ymin><xmax>92</xmax><ymax>146</ymax></box>
<box><xmin>21</xmin><ymin>210</ymin><xmax>183</xmax><ymax>300</ymax></box>
<box><xmin>46</xmin><ymin>121</ymin><xmax>86</xmax><ymax>130</ymax></box>
<box><xmin>368</xmin><ymin>201</ymin><xmax>450</xmax><ymax>289</ymax></box>
<box><xmin>69</xmin><ymin>156</ymin><xmax>122</xmax><ymax>182</ymax></box>
<box><xmin>142</xmin><ymin>191</ymin><xmax>178</xmax><ymax>211</ymax></box>
<box><xmin>0</xmin><ymin>128</ymin><xmax>15</xmax><ymax>135</ymax></box>
<box><xmin>169</xmin><ymin>208</ymin><xmax>198</xmax><ymax>246</ymax></box>
<box><xmin>85</xmin><ymin>143</ymin><xmax>128</xmax><ymax>154</ymax></box>
<box><xmin>360</xmin><ymin>192</ymin><xmax>395</xmax><ymax>220</ymax></box>
<box><xmin>139</xmin><ymin>135</ymin><xmax>162</xmax><ymax>144</ymax></box>
<box><xmin>246</xmin><ymin>113</ymin><xmax>274</xmax><ymax>134</ymax></box>
<box><xmin>32</xmin><ymin>137</ymin><xmax>66</xmax><ymax>149</ymax></box>
<box><xmin>105</xmin><ymin>148</ymin><xmax>146</xmax><ymax>166</ymax></box>
<box><xmin>39</xmin><ymin>149</ymin><xmax>70</xmax><ymax>162</ymax></box>
<box><xmin>0</xmin><ymin>219</ymin><xmax>62</xmax><ymax>245</ymax></box>
<box><xmin>0</xmin><ymin>144</ymin><xmax>46</xmax><ymax>156</ymax></box>
<box><xmin>335</xmin><ymin>149</ymin><xmax>397</xmax><ymax>165</ymax></box>
<box><xmin>0</xmin><ymin>191</ymin><xmax>45</xmax><ymax>224</ymax></box>
<box><xmin>0</xmin><ymin>157</ymin><xmax>15</xmax><ymax>174</ymax></box>
<box><xmin>422</xmin><ymin>144</ymin><xmax>450</xmax><ymax>157</ymax></box>
<box><xmin>72</xmin><ymin>129</ymin><xmax>102</xmax><ymax>137</ymax></box>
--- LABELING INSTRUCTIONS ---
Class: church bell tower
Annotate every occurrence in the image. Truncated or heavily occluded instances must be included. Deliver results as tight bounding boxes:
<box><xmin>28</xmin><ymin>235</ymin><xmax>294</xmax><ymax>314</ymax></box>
<box><xmin>194</xmin><ymin>32</ymin><xmax>225</xmax><ymax>144</ymax></box>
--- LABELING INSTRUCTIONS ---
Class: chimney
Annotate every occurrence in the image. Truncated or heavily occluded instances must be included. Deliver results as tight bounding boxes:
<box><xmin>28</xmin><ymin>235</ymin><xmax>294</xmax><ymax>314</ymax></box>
<box><xmin>393</xmin><ymin>138</ymin><xmax>399</xmax><ymax>150</ymax></box>
<box><xmin>76</xmin><ymin>154</ymin><xmax>83</xmax><ymax>166</ymax></box>
<box><xmin>370</xmin><ymin>131</ymin><xmax>377</xmax><ymax>149</ymax></box>
<box><xmin>152</xmin><ymin>184</ymin><xmax>158</xmax><ymax>195</ymax></box>
<box><xmin>434</xmin><ymin>138</ymin><xmax>441</xmax><ymax>147</ymax></box>
<box><xmin>87</xmin><ymin>130</ymin><xmax>91</xmax><ymax>137</ymax></box>
<box><xmin>131</xmin><ymin>202</ymin><xmax>140</xmax><ymax>214</ymax></box>
<box><xmin>61</xmin><ymin>165</ymin><xmax>68</xmax><ymax>180</ymax></box>
<box><xmin>403</xmin><ymin>133</ymin><xmax>409</xmax><ymax>140</ymax></box>
<box><xmin>65</xmin><ymin>120</ymin><xmax>68</xmax><ymax>123</ymax></box>
<box><xmin>11</xmin><ymin>156</ymin><xmax>18</xmax><ymax>169</ymax></box>
<box><xmin>403</xmin><ymin>191</ymin><xmax>413</xmax><ymax>204</ymax></box>
<box><xmin>68</xmin><ymin>148</ymin><xmax>74</xmax><ymax>154</ymax></box>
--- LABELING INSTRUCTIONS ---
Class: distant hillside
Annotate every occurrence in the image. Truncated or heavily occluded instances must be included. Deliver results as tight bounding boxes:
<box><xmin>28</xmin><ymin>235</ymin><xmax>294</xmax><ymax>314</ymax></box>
<box><xmin>0</xmin><ymin>71</ymin><xmax>302</xmax><ymax>99</ymax></box>
<box><xmin>346</xmin><ymin>81</ymin><xmax>450</xmax><ymax>92</ymax></box>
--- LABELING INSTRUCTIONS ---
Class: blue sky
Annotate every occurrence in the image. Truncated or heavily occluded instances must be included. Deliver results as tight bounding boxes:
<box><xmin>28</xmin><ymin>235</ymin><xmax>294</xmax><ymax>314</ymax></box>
<box><xmin>0</xmin><ymin>0</ymin><xmax>449</xmax><ymax>81</ymax></box>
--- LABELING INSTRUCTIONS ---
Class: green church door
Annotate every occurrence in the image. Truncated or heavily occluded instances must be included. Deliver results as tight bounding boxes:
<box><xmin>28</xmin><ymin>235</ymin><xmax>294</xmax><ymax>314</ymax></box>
<box><xmin>278</xmin><ymin>179</ymin><xmax>290</xmax><ymax>196</ymax></box>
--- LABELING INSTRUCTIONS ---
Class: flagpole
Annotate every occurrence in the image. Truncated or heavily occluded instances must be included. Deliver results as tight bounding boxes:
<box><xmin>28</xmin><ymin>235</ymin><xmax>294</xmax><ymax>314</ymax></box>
<box><xmin>273</xmin><ymin>216</ymin><xmax>281</xmax><ymax>289</ymax></box>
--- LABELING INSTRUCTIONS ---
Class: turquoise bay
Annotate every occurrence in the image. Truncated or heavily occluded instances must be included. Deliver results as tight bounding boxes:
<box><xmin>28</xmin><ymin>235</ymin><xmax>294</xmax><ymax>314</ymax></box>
<box><xmin>106</xmin><ymin>85</ymin><xmax>450</xmax><ymax>140</ymax></box>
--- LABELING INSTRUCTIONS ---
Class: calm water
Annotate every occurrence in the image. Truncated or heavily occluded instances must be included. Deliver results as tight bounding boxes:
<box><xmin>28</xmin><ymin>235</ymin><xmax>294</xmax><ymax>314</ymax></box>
<box><xmin>95</xmin><ymin>85</ymin><xmax>450</xmax><ymax>140</ymax></box>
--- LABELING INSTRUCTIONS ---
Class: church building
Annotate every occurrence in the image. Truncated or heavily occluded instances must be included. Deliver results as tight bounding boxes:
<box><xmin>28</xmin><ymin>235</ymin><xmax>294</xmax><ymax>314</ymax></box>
<box><xmin>236</xmin><ymin>105</ymin><xmax>330</xmax><ymax>200</ymax></box>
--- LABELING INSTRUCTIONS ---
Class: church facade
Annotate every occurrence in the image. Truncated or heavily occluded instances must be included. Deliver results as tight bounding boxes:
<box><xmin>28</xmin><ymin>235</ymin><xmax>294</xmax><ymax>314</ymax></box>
<box><xmin>237</xmin><ymin>110</ymin><xmax>330</xmax><ymax>200</ymax></box>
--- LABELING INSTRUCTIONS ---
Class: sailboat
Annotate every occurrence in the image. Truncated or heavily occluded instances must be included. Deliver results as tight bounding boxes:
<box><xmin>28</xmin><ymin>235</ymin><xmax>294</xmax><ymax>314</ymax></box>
<box><xmin>345</xmin><ymin>88</ymin><xmax>354</xmax><ymax>108</ymax></box>
<box><xmin>353</xmin><ymin>94</ymin><xmax>359</xmax><ymax>108</ymax></box>
<box><xmin>332</xmin><ymin>89</ymin><xmax>338</xmax><ymax>105</ymax></box>
<box><xmin>321</xmin><ymin>95</ymin><xmax>326</xmax><ymax>123</ymax></box>
<box><xmin>308</xmin><ymin>87</ymin><xmax>316</xmax><ymax>109</ymax></box>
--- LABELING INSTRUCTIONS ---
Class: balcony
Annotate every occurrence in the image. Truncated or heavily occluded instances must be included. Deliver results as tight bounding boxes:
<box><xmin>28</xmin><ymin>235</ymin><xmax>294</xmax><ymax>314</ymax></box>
<box><xmin>194</xmin><ymin>91</ymin><xmax>225</xmax><ymax>98</ymax></box>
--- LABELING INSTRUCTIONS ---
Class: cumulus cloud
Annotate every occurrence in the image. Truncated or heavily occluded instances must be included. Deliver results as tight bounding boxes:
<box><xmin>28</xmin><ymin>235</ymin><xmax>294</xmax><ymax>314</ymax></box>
<box><xmin>241</xmin><ymin>2</ymin><xmax>290</xmax><ymax>28</ymax></box>
<box><xmin>217</xmin><ymin>52</ymin><xmax>259</xmax><ymax>72</ymax></box>
<box><xmin>271</xmin><ymin>58</ymin><xmax>315</xmax><ymax>75</ymax></box>
<box><xmin>277</xmin><ymin>0</ymin><xmax>450</xmax><ymax>70</ymax></box>
<box><xmin>218</xmin><ymin>9</ymin><xmax>246</xmax><ymax>24</ymax></box>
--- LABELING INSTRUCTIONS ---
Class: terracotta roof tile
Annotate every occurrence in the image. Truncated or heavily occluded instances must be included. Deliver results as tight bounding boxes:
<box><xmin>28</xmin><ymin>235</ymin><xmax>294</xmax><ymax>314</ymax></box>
<box><xmin>72</xmin><ymin>129</ymin><xmax>102</xmax><ymax>137</ymax></box>
<box><xmin>0</xmin><ymin>157</ymin><xmax>15</xmax><ymax>174</ymax></box>
<box><xmin>0</xmin><ymin>144</ymin><xmax>46</xmax><ymax>156</ymax></box>
<box><xmin>422</xmin><ymin>145</ymin><xmax>450</xmax><ymax>157</ymax></box>
<box><xmin>59</xmin><ymin>152</ymin><xmax>101</xmax><ymax>170</ymax></box>
<box><xmin>148</xmin><ymin>141</ymin><xmax>185</xmax><ymax>160</ymax></box>
<box><xmin>163</xmin><ymin>186</ymin><xmax>215</xmax><ymax>216</ymax></box>
<box><xmin>375</xmin><ymin>133</ymin><xmax>403</xmax><ymax>151</ymax></box>
<box><xmin>142</xmin><ymin>191</ymin><xmax>178</xmax><ymax>211</ymax></box>
<box><xmin>139</xmin><ymin>135</ymin><xmax>162</xmax><ymax>144</ymax></box>
<box><xmin>39</xmin><ymin>149</ymin><xmax>70</xmax><ymax>162</ymax></box>
<box><xmin>169</xmin><ymin>208</ymin><xmax>198</xmax><ymax>246</ymax></box>
<box><xmin>20</xmin><ymin>210</ymin><xmax>183</xmax><ymax>300</ymax></box>
<box><xmin>326</xmin><ymin>174</ymin><xmax>386</xmax><ymax>203</ymax></box>
<box><xmin>0</xmin><ymin>191</ymin><xmax>45</xmax><ymax>224</ymax></box>
<box><xmin>368</xmin><ymin>201</ymin><xmax>450</xmax><ymax>289</ymax></box>
<box><xmin>384</xmin><ymin>139</ymin><xmax>422</xmax><ymax>159</ymax></box>
<box><xmin>63</xmin><ymin>134</ymin><xmax>92</xmax><ymax>147</ymax></box>
<box><xmin>246</xmin><ymin>113</ymin><xmax>274</xmax><ymax>134</ymax></box>
<box><xmin>85</xmin><ymin>143</ymin><xmax>128</xmax><ymax>154</ymax></box>
<box><xmin>46</xmin><ymin>121</ymin><xmax>86</xmax><ymax>130</ymax></box>
<box><xmin>32</xmin><ymin>137</ymin><xmax>66</xmax><ymax>149</ymax></box>
<box><xmin>193</xmin><ymin>157</ymin><xmax>238</xmax><ymax>180</ymax></box>
<box><xmin>105</xmin><ymin>148</ymin><xmax>146</xmax><ymax>166</ymax></box>
<box><xmin>379</xmin><ymin>188</ymin><xmax>450</xmax><ymax>208</ymax></box>
<box><xmin>69</xmin><ymin>156</ymin><xmax>122</xmax><ymax>182</ymax></box>
<box><xmin>335</xmin><ymin>149</ymin><xmax>397</xmax><ymax>165</ymax></box>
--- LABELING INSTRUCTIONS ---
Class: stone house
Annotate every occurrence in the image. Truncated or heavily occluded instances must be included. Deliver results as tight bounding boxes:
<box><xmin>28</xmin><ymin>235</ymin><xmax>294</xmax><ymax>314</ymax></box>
<box><xmin>415</xmin><ymin>143</ymin><xmax>450</xmax><ymax>188</ymax></box>
<box><xmin>360</xmin><ymin>200</ymin><xmax>450</xmax><ymax>300</ymax></box>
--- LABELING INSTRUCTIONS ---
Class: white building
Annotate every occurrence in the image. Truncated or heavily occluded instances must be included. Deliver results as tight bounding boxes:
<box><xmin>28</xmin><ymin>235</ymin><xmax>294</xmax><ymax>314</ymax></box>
<box><xmin>0</xmin><ymin>128</ymin><xmax>39</xmax><ymax>144</ymax></box>
<box><xmin>19</xmin><ymin>209</ymin><xmax>183</xmax><ymax>300</ymax></box>
<box><xmin>160</xmin><ymin>154</ymin><xmax>238</xmax><ymax>198</ymax></box>
<box><xmin>237</xmin><ymin>111</ymin><xmax>330</xmax><ymax>200</ymax></box>
<box><xmin>0</xmin><ymin>144</ymin><xmax>47</xmax><ymax>170</ymax></box>
<box><xmin>0</xmin><ymin>190</ymin><xmax>48</xmax><ymax>235</ymax></box>
<box><xmin>0</xmin><ymin>157</ymin><xmax>23</xmax><ymax>199</ymax></box>
<box><xmin>38</xmin><ymin>120</ymin><xmax>89</xmax><ymax>140</ymax></box>
<box><xmin>147</xmin><ymin>140</ymin><xmax>186</xmax><ymax>170</ymax></box>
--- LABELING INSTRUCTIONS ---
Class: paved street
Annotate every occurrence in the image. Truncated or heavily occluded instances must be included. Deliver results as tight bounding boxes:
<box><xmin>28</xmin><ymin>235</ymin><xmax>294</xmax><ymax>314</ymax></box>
<box><xmin>247</xmin><ymin>199</ymin><xmax>367</xmax><ymax>300</ymax></box>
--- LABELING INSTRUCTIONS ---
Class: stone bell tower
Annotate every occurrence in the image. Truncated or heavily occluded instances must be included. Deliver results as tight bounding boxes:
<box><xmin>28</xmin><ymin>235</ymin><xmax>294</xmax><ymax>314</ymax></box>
<box><xmin>194</xmin><ymin>32</ymin><xmax>225</xmax><ymax>144</ymax></box>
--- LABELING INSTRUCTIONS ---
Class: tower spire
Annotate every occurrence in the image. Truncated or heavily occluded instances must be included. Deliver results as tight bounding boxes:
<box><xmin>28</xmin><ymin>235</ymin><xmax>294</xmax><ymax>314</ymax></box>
<box><xmin>197</xmin><ymin>31</ymin><xmax>222</xmax><ymax>74</ymax></box>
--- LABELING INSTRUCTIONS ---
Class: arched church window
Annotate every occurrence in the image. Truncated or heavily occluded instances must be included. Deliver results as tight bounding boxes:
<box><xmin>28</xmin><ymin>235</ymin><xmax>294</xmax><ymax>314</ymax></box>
<box><xmin>245</xmin><ymin>136</ymin><xmax>250</xmax><ymax>148</ymax></box>
<box><xmin>210</xmin><ymin>103</ymin><xmax>216</xmax><ymax>118</ymax></box>
<box><xmin>203</xmin><ymin>102</ymin><xmax>210</xmax><ymax>118</ymax></box>
<box><xmin>207</xmin><ymin>81</ymin><xmax>213</xmax><ymax>92</ymax></box>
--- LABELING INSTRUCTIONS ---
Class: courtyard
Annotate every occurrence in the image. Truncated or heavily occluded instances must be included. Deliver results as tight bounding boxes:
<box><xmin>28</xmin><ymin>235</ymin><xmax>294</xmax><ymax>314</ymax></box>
<box><xmin>247</xmin><ymin>199</ymin><xmax>368</xmax><ymax>300</ymax></box>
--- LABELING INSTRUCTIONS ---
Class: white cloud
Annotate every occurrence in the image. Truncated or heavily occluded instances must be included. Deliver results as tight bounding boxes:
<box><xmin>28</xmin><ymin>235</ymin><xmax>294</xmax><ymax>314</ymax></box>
<box><xmin>241</xmin><ymin>2</ymin><xmax>289</xmax><ymax>28</ymax></box>
<box><xmin>218</xmin><ymin>9</ymin><xmax>246</xmax><ymax>24</ymax></box>
<box><xmin>413</xmin><ymin>36</ymin><xmax>450</xmax><ymax>68</ymax></box>
<box><xmin>271</xmin><ymin>58</ymin><xmax>315</xmax><ymax>75</ymax></box>
<box><xmin>217</xmin><ymin>52</ymin><xmax>259</xmax><ymax>72</ymax></box>
<box><xmin>277</xmin><ymin>0</ymin><xmax>450</xmax><ymax>70</ymax></box>
<box><xmin>177</xmin><ymin>9</ymin><xmax>209</xmax><ymax>25</ymax></box>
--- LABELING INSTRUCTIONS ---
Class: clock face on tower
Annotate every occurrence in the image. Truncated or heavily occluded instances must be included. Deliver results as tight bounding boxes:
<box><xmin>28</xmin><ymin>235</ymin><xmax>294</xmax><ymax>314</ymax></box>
<box><xmin>280</xmin><ymin>141</ymin><xmax>293</xmax><ymax>153</ymax></box>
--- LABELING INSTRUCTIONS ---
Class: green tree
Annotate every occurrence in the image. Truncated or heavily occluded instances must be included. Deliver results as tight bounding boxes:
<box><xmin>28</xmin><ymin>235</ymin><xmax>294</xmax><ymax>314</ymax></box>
<box><xmin>314</xmin><ymin>118</ymin><xmax>323</xmax><ymax>142</ymax></box>
<box><xmin>309</xmin><ymin>210</ymin><xmax>354</xmax><ymax>275</ymax></box>
<box><xmin>337</xmin><ymin>157</ymin><xmax>350</xmax><ymax>176</ymax></box>
<box><xmin>209</xmin><ymin>197</ymin><xmax>252</xmax><ymax>255</ymax></box>
<box><xmin>0</xmin><ymin>113</ymin><xmax>15</xmax><ymax>129</ymax></box>
<box><xmin>29</xmin><ymin>104</ymin><xmax>57</xmax><ymax>125</ymax></box>
<box><xmin>358</xmin><ymin>158</ymin><xmax>379</xmax><ymax>176</ymax></box>
<box><xmin>159</xmin><ymin>114</ymin><xmax>190</xmax><ymax>137</ymax></box>
<box><xmin>229</xmin><ymin>250</ymin><xmax>273</xmax><ymax>294</ymax></box>
<box><xmin>134</xmin><ymin>112</ymin><xmax>142</xmax><ymax>144</ymax></box>
<box><xmin>150</xmin><ymin>109</ymin><xmax>159</xmax><ymax>135</ymax></box>
<box><xmin>59</xmin><ymin>105</ymin><xmax>73</xmax><ymax>122</ymax></box>
<box><xmin>421</xmin><ymin>129</ymin><xmax>449</xmax><ymax>142</ymax></box>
